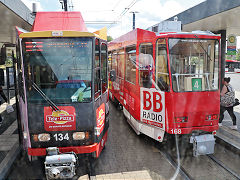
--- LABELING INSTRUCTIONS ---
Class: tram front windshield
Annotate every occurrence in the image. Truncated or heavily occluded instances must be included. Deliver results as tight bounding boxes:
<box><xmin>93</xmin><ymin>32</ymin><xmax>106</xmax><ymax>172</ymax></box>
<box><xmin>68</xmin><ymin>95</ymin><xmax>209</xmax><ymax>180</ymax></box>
<box><xmin>168</xmin><ymin>38</ymin><xmax>219</xmax><ymax>92</ymax></box>
<box><xmin>22</xmin><ymin>37</ymin><xmax>93</xmax><ymax>103</ymax></box>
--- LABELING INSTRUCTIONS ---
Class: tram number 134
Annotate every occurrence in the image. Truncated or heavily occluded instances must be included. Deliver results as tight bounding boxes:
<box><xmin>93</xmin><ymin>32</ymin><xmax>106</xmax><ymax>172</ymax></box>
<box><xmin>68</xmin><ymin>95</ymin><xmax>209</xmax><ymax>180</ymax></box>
<box><xmin>170</xmin><ymin>129</ymin><xmax>182</xmax><ymax>134</ymax></box>
<box><xmin>53</xmin><ymin>133</ymin><xmax>69</xmax><ymax>141</ymax></box>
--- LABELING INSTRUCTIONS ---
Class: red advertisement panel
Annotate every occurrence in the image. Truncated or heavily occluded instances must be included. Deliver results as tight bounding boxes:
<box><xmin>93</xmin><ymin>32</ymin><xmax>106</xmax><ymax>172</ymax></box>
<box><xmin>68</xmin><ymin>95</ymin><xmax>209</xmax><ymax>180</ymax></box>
<box><xmin>96</xmin><ymin>103</ymin><xmax>105</xmax><ymax>136</ymax></box>
<box><xmin>44</xmin><ymin>106</ymin><xmax>76</xmax><ymax>131</ymax></box>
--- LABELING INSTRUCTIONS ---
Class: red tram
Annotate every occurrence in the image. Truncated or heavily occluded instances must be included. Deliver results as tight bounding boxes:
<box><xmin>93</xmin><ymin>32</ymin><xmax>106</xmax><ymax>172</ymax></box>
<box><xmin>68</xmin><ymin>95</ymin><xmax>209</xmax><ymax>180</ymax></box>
<box><xmin>109</xmin><ymin>28</ymin><xmax>220</xmax><ymax>156</ymax></box>
<box><xmin>14</xmin><ymin>12</ymin><xmax>109</xmax><ymax>179</ymax></box>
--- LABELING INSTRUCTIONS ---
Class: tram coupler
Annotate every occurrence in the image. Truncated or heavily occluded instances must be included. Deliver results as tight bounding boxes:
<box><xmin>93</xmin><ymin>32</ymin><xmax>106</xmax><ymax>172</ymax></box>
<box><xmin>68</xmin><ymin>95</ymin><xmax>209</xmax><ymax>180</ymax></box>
<box><xmin>190</xmin><ymin>134</ymin><xmax>215</xmax><ymax>156</ymax></box>
<box><xmin>44</xmin><ymin>147</ymin><xmax>77</xmax><ymax>180</ymax></box>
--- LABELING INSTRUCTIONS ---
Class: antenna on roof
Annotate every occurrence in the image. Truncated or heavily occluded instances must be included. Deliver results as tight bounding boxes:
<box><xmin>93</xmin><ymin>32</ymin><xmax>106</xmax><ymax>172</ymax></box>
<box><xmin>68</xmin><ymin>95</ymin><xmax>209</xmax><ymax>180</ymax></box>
<box><xmin>31</xmin><ymin>3</ymin><xmax>37</xmax><ymax>16</ymax></box>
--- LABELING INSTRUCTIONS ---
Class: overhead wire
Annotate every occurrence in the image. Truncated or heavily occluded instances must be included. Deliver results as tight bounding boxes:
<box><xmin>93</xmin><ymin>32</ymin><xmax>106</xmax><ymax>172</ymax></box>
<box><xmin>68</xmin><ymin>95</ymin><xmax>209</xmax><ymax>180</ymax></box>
<box><xmin>108</xmin><ymin>0</ymin><xmax>139</xmax><ymax>30</ymax></box>
<box><xmin>69</xmin><ymin>0</ymin><xmax>139</xmax><ymax>28</ymax></box>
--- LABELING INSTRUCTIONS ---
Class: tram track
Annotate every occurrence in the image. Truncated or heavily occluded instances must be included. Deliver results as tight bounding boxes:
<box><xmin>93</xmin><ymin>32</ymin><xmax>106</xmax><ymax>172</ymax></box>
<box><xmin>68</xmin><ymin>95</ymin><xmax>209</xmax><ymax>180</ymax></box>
<box><xmin>207</xmin><ymin>154</ymin><xmax>240</xmax><ymax>180</ymax></box>
<box><xmin>155</xmin><ymin>135</ymin><xmax>195</xmax><ymax>180</ymax></box>
<box><xmin>154</xmin><ymin>134</ymin><xmax>240</xmax><ymax>180</ymax></box>
<box><xmin>159</xmin><ymin>149</ymin><xmax>194</xmax><ymax>180</ymax></box>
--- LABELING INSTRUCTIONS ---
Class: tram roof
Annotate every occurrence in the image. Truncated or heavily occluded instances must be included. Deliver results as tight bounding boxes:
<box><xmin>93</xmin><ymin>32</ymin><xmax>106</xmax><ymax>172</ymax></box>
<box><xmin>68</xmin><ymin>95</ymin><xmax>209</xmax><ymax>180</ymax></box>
<box><xmin>19</xmin><ymin>30</ymin><xmax>96</xmax><ymax>38</ymax></box>
<box><xmin>31</xmin><ymin>12</ymin><xmax>88</xmax><ymax>32</ymax></box>
<box><xmin>108</xmin><ymin>28</ymin><xmax>156</xmax><ymax>51</ymax></box>
<box><xmin>108</xmin><ymin>28</ymin><xmax>220</xmax><ymax>51</ymax></box>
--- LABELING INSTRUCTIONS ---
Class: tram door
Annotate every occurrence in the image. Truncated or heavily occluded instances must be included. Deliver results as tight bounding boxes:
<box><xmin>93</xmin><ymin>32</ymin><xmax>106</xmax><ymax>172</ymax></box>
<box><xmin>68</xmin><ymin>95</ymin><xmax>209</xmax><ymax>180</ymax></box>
<box><xmin>155</xmin><ymin>39</ymin><xmax>170</xmax><ymax>92</ymax></box>
<box><xmin>125</xmin><ymin>46</ymin><xmax>137</xmax><ymax>117</ymax></box>
<box><xmin>94</xmin><ymin>39</ymin><xmax>108</xmax><ymax>130</ymax></box>
<box><xmin>117</xmin><ymin>49</ymin><xmax>125</xmax><ymax>105</ymax></box>
<box><xmin>15</xmin><ymin>39</ymin><xmax>28</xmax><ymax>148</ymax></box>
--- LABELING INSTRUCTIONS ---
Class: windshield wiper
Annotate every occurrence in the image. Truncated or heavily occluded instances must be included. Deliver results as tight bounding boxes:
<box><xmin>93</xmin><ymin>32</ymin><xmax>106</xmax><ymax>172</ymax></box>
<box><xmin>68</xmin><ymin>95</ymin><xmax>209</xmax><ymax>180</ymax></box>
<box><xmin>30</xmin><ymin>80</ymin><xmax>60</xmax><ymax>111</ymax></box>
<box><xmin>194</xmin><ymin>34</ymin><xmax>212</xmax><ymax>61</ymax></box>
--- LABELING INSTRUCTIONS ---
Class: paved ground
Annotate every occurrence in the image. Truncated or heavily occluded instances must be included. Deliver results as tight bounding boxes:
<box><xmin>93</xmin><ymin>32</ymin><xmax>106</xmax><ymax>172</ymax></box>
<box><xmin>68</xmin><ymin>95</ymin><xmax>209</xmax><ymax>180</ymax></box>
<box><xmin>0</xmin><ymin>97</ymin><xmax>19</xmax><ymax>179</ymax></box>
<box><xmin>0</xmin><ymin>81</ymin><xmax>240</xmax><ymax>179</ymax></box>
<box><xmin>77</xmin><ymin>103</ymin><xmax>179</xmax><ymax>180</ymax></box>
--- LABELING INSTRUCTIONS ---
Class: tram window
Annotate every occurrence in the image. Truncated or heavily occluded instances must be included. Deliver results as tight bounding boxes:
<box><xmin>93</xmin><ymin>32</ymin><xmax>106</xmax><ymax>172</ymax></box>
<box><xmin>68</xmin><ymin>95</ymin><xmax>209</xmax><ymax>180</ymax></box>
<box><xmin>101</xmin><ymin>43</ymin><xmax>108</xmax><ymax>93</ymax></box>
<box><xmin>95</xmin><ymin>39</ymin><xmax>101</xmax><ymax>99</ymax></box>
<box><xmin>117</xmin><ymin>49</ymin><xmax>125</xmax><ymax>78</ymax></box>
<box><xmin>108</xmin><ymin>51</ymin><xmax>112</xmax><ymax>71</ymax></box>
<box><xmin>169</xmin><ymin>38</ymin><xmax>219</xmax><ymax>92</ymax></box>
<box><xmin>111</xmin><ymin>51</ymin><xmax>117</xmax><ymax>75</ymax></box>
<box><xmin>156</xmin><ymin>39</ymin><xmax>169</xmax><ymax>91</ymax></box>
<box><xmin>22</xmin><ymin>37</ymin><xmax>93</xmax><ymax>103</ymax></box>
<box><xmin>95</xmin><ymin>39</ymin><xmax>100</xmax><ymax>68</ymax></box>
<box><xmin>125</xmin><ymin>46</ymin><xmax>136</xmax><ymax>84</ymax></box>
<box><xmin>139</xmin><ymin>43</ymin><xmax>153</xmax><ymax>88</ymax></box>
<box><xmin>213</xmin><ymin>41</ymin><xmax>219</xmax><ymax>89</ymax></box>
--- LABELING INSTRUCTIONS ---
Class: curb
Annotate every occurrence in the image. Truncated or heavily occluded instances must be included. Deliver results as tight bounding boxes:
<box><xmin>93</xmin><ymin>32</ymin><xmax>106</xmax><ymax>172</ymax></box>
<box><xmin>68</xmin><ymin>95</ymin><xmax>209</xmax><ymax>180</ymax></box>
<box><xmin>0</xmin><ymin>142</ymin><xmax>20</xmax><ymax>179</ymax></box>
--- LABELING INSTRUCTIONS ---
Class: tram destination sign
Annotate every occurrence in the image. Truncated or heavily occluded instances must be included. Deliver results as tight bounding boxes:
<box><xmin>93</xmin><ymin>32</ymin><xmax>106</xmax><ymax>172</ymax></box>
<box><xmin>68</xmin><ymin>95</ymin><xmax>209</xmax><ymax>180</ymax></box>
<box><xmin>140</xmin><ymin>88</ymin><xmax>165</xmax><ymax>130</ymax></box>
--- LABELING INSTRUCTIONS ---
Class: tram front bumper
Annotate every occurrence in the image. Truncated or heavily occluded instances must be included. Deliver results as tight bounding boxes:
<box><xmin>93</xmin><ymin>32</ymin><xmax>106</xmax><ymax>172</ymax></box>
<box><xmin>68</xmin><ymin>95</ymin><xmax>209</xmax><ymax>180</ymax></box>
<box><xmin>28</xmin><ymin>131</ymin><xmax>108</xmax><ymax>157</ymax></box>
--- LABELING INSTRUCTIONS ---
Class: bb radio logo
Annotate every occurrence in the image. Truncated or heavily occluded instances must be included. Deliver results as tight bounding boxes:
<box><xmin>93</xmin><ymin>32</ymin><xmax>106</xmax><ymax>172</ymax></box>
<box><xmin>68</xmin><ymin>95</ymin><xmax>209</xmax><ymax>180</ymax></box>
<box><xmin>44</xmin><ymin>106</ymin><xmax>76</xmax><ymax>131</ymax></box>
<box><xmin>140</xmin><ymin>88</ymin><xmax>165</xmax><ymax>130</ymax></box>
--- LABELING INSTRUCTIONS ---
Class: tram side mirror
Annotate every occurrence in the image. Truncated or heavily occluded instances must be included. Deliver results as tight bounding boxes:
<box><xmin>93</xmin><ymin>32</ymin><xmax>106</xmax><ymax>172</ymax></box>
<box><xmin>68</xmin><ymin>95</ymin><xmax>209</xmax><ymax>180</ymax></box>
<box><xmin>0</xmin><ymin>47</ymin><xmax>6</xmax><ymax>65</ymax></box>
<box><xmin>0</xmin><ymin>69</ymin><xmax>4</xmax><ymax>86</ymax></box>
<box><xmin>110</xmin><ymin>70</ymin><xmax>116</xmax><ymax>81</ymax></box>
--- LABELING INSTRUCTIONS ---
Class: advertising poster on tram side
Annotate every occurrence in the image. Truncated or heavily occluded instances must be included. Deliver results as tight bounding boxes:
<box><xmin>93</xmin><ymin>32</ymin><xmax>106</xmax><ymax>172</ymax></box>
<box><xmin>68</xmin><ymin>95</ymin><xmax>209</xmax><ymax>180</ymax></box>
<box><xmin>140</xmin><ymin>88</ymin><xmax>165</xmax><ymax>130</ymax></box>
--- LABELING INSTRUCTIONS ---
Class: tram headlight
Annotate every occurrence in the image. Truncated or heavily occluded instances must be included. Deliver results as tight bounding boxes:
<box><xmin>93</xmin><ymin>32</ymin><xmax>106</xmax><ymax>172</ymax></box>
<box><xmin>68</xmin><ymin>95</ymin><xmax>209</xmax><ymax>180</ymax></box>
<box><xmin>33</xmin><ymin>133</ymin><xmax>51</xmax><ymax>142</ymax></box>
<box><xmin>174</xmin><ymin>116</ymin><xmax>188</xmax><ymax>123</ymax></box>
<box><xmin>73</xmin><ymin>132</ymin><xmax>89</xmax><ymax>140</ymax></box>
<box><xmin>205</xmin><ymin>114</ymin><xmax>218</xmax><ymax>121</ymax></box>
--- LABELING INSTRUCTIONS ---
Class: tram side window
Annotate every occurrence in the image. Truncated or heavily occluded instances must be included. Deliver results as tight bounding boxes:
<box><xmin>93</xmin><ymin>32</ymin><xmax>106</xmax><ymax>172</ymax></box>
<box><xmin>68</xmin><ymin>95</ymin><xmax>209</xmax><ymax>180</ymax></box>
<box><xmin>117</xmin><ymin>49</ymin><xmax>125</xmax><ymax>78</ymax></box>
<box><xmin>111</xmin><ymin>51</ymin><xmax>117</xmax><ymax>76</ymax></box>
<box><xmin>101</xmin><ymin>43</ymin><xmax>107</xmax><ymax>93</ymax></box>
<box><xmin>156</xmin><ymin>39</ymin><xmax>169</xmax><ymax>91</ymax></box>
<box><xmin>212</xmin><ymin>41</ymin><xmax>219</xmax><ymax>89</ymax></box>
<box><xmin>139</xmin><ymin>43</ymin><xmax>153</xmax><ymax>88</ymax></box>
<box><xmin>108</xmin><ymin>51</ymin><xmax>112</xmax><ymax>71</ymax></box>
<box><xmin>125</xmin><ymin>46</ymin><xmax>136</xmax><ymax>84</ymax></box>
<box><xmin>95</xmin><ymin>39</ymin><xmax>101</xmax><ymax>99</ymax></box>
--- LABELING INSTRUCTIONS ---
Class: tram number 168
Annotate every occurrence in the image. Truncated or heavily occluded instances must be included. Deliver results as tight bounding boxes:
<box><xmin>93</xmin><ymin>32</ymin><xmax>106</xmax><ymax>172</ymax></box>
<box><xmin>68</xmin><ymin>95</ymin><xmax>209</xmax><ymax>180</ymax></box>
<box><xmin>170</xmin><ymin>129</ymin><xmax>182</xmax><ymax>134</ymax></box>
<box><xmin>53</xmin><ymin>133</ymin><xmax>69</xmax><ymax>141</ymax></box>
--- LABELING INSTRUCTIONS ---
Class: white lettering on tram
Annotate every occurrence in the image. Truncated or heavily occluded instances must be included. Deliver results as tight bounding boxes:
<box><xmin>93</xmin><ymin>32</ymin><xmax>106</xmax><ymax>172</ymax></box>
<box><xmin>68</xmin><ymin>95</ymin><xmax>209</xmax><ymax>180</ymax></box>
<box><xmin>140</xmin><ymin>88</ymin><xmax>165</xmax><ymax>130</ymax></box>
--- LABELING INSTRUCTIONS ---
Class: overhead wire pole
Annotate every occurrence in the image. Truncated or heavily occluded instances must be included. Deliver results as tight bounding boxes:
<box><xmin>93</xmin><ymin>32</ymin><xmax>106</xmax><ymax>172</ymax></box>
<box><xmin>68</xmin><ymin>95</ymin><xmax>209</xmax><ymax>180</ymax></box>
<box><xmin>59</xmin><ymin>0</ymin><xmax>68</xmax><ymax>11</ymax></box>
<box><xmin>63</xmin><ymin>0</ymin><xmax>68</xmax><ymax>11</ymax></box>
<box><xmin>130</xmin><ymin>11</ymin><xmax>139</xmax><ymax>30</ymax></box>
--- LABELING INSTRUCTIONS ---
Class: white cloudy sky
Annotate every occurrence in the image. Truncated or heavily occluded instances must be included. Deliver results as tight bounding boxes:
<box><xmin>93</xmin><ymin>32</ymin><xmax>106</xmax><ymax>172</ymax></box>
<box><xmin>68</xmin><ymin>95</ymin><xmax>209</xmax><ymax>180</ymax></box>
<box><xmin>21</xmin><ymin>0</ymin><xmax>208</xmax><ymax>39</ymax></box>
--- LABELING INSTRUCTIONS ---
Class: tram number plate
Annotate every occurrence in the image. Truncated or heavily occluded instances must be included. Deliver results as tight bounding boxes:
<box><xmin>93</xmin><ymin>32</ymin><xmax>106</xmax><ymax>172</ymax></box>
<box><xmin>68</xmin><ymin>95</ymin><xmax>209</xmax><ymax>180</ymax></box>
<box><xmin>53</xmin><ymin>133</ymin><xmax>69</xmax><ymax>141</ymax></box>
<box><xmin>170</xmin><ymin>129</ymin><xmax>182</xmax><ymax>134</ymax></box>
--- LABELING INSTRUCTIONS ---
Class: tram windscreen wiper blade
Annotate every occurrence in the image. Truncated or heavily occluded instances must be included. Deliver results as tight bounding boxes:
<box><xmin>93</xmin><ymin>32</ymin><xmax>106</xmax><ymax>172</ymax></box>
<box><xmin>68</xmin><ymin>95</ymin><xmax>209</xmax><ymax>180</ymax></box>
<box><xmin>30</xmin><ymin>80</ymin><xmax>60</xmax><ymax>111</ymax></box>
<box><xmin>194</xmin><ymin>34</ymin><xmax>212</xmax><ymax>61</ymax></box>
